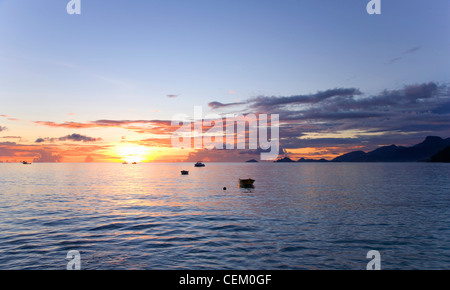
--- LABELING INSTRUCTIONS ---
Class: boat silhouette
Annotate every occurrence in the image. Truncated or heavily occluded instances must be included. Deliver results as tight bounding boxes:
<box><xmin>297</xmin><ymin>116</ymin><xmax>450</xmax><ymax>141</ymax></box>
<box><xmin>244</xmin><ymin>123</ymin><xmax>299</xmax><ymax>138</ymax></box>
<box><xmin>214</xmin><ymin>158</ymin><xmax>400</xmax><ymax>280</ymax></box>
<box><xmin>239</xmin><ymin>179</ymin><xmax>255</xmax><ymax>188</ymax></box>
<box><xmin>194</xmin><ymin>161</ymin><xmax>205</xmax><ymax>167</ymax></box>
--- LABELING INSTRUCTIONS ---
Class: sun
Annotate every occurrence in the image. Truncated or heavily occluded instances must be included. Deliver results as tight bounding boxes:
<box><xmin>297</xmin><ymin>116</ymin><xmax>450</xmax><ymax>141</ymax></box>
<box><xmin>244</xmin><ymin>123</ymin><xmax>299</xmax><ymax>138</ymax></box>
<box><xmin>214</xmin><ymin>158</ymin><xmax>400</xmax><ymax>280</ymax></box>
<box><xmin>115</xmin><ymin>144</ymin><xmax>151</xmax><ymax>163</ymax></box>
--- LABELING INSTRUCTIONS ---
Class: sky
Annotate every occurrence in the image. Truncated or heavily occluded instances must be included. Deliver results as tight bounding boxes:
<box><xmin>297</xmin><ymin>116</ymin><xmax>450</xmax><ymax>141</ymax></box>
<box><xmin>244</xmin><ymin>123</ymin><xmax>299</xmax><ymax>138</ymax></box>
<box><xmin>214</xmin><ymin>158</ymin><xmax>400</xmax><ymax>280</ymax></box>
<box><xmin>0</xmin><ymin>0</ymin><xmax>449</xmax><ymax>162</ymax></box>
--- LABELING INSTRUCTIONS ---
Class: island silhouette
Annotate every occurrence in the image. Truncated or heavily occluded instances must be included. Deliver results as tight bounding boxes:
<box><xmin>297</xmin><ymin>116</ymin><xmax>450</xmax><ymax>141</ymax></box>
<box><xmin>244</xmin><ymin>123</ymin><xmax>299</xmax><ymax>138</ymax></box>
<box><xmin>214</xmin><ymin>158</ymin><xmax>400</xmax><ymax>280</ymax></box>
<box><xmin>274</xmin><ymin>136</ymin><xmax>450</xmax><ymax>163</ymax></box>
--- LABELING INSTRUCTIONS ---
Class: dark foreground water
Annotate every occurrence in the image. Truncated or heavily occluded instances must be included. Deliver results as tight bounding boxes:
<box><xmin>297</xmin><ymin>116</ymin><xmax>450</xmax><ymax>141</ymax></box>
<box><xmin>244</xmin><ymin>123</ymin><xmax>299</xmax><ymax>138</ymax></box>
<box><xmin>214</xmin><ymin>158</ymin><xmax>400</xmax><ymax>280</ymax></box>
<box><xmin>0</xmin><ymin>162</ymin><xmax>449</xmax><ymax>270</ymax></box>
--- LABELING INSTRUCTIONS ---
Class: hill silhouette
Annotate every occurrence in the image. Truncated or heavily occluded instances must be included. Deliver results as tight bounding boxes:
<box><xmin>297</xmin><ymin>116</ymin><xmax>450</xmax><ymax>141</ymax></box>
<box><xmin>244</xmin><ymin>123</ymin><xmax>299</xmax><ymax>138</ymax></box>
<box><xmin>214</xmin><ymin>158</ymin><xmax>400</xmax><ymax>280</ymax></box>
<box><xmin>430</xmin><ymin>146</ymin><xmax>450</xmax><ymax>163</ymax></box>
<box><xmin>333</xmin><ymin>136</ymin><xmax>450</xmax><ymax>162</ymax></box>
<box><xmin>274</xmin><ymin>157</ymin><xmax>296</xmax><ymax>162</ymax></box>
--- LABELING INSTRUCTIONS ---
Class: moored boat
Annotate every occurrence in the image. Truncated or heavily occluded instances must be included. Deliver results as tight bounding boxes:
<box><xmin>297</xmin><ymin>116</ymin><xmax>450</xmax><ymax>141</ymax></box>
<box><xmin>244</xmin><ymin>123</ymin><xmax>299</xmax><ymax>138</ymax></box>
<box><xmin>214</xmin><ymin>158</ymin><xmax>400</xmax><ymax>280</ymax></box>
<box><xmin>239</xmin><ymin>178</ymin><xmax>255</xmax><ymax>188</ymax></box>
<box><xmin>181</xmin><ymin>170</ymin><xmax>189</xmax><ymax>175</ymax></box>
<box><xmin>194</xmin><ymin>161</ymin><xmax>205</xmax><ymax>167</ymax></box>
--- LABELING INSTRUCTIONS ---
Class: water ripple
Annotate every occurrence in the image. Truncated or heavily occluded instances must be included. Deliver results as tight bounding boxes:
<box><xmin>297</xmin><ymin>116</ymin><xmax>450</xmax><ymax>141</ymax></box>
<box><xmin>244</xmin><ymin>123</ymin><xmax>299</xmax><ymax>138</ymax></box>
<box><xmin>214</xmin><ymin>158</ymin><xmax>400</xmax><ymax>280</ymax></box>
<box><xmin>0</xmin><ymin>163</ymin><xmax>449</xmax><ymax>269</ymax></box>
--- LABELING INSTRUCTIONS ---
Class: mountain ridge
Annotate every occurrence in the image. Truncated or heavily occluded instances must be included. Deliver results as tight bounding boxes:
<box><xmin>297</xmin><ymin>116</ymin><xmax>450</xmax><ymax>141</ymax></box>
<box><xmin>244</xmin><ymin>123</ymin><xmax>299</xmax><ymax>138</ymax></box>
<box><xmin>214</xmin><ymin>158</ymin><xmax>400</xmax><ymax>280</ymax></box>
<box><xmin>274</xmin><ymin>136</ymin><xmax>450</xmax><ymax>163</ymax></box>
<box><xmin>332</xmin><ymin>136</ymin><xmax>450</xmax><ymax>162</ymax></box>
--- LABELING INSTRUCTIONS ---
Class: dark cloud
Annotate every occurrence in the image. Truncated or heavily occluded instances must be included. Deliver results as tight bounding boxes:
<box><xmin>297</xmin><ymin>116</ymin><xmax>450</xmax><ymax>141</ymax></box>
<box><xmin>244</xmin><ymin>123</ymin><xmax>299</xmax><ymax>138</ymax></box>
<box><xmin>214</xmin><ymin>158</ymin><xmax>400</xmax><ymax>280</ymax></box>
<box><xmin>208</xmin><ymin>88</ymin><xmax>362</xmax><ymax>111</ymax></box>
<box><xmin>29</xmin><ymin>81</ymin><xmax>449</xmax><ymax>161</ymax></box>
<box><xmin>59</xmin><ymin>133</ymin><xmax>102</xmax><ymax>142</ymax></box>
<box><xmin>35</xmin><ymin>134</ymin><xmax>102</xmax><ymax>143</ymax></box>
<box><xmin>247</xmin><ymin>88</ymin><xmax>362</xmax><ymax>111</ymax></box>
<box><xmin>207</xmin><ymin>81</ymin><xmax>450</xmax><ymax>155</ymax></box>
<box><xmin>208</xmin><ymin>101</ymin><xmax>245</xmax><ymax>109</ymax></box>
<box><xmin>0</xmin><ymin>126</ymin><xmax>7</xmax><ymax>132</ymax></box>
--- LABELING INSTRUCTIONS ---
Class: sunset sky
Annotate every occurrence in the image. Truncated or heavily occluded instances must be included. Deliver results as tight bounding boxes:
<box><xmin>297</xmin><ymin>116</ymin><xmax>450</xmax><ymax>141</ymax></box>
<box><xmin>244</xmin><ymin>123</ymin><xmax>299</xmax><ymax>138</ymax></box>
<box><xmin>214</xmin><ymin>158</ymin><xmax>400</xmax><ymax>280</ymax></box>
<box><xmin>0</xmin><ymin>0</ymin><xmax>449</xmax><ymax>162</ymax></box>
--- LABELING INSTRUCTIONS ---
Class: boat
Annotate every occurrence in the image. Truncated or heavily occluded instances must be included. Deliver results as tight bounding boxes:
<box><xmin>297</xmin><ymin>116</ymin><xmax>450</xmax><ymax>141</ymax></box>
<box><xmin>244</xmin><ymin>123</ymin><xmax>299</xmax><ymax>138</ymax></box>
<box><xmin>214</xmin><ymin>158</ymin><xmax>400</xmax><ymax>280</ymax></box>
<box><xmin>22</xmin><ymin>161</ymin><xmax>32</xmax><ymax>165</ymax></box>
<box><xmin>122</xmin><ymin>161</ymin><xmax>128</xmax><ymax>164</ymax></box>
<box><xmin>194</xmin><ymin>161</ymin><xmax>205</xmax><ymax>167</ymax></box>
<box><xmin>239</xmin><ymin>178</ymin><xmax>255</xmax><ymax>188</ymax></box>
<box><xmin>132</xmin><ymin>162</ymin><xmax>137</xmax><ymax>164</ymax></box>
<box><xmin>181</xmin><ymin>170</ymin><xmax>189</xmax><ymax>175</ymax></box>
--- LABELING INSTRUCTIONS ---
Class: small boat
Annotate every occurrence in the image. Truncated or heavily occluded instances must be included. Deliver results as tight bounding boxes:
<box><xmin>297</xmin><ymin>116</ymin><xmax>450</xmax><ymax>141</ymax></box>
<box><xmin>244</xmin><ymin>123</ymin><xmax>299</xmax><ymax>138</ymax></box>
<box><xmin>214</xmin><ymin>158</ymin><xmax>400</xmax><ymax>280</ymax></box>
<box><xmin>239</xmin><ymin>178</ymin><xmax>255</xmax><ymax>188</ymax></box>
<box><xmin>132</xmin><ymin>162</ymin><xmax>137</xmax><ymax>164</ymax></box>
<box><xmin>194</xmin><ymin>161</ymin><xmax>205</xmax><ymax>167</ymax></box>
<box><xmin>181</xmin><ymin>170</ymin><xmax>189</xmax><ymax>175</ymax></box>
<box><xmin>22</xmin><ymin>161</ymin><xmax>32</xmax><ymax>165</ymax></box>
<box><xmin>122</xmin><ymin>161</ymin><xmax>128</xmax><ymax>164</ymax></box>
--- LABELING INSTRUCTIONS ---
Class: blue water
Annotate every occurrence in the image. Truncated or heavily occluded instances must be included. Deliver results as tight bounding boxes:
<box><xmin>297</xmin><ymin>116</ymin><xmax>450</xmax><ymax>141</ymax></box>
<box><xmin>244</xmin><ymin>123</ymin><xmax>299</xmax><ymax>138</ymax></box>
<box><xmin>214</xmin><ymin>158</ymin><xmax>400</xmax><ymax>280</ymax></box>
<box><xmin>0</xmin><ymin>162</ymin><xmax>449</xmax><ymax>270</ymax></box>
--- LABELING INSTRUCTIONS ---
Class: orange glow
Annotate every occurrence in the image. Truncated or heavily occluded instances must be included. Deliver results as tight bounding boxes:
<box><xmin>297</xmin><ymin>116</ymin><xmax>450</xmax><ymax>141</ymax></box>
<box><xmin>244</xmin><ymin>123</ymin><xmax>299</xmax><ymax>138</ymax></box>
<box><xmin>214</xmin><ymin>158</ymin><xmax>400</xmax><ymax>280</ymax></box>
<box><xmin>286</xmin><ymin>146</ymin><xmax>366</xmax><ymax>160</ymax></box>
<box><xmin>114</xmin><ymin>144</ymin><xmax>153</xmax><ymax>163</ymax></box>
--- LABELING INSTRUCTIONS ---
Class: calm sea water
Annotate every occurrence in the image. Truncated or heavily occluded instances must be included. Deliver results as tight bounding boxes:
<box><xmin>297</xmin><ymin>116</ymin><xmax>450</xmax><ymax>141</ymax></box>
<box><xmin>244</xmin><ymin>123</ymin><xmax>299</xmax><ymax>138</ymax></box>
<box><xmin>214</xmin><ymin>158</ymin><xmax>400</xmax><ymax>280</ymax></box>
<box><xmin>0</xmin><ymin>162</ymin><xmax>449</xmax><ymax>270</ymax></box>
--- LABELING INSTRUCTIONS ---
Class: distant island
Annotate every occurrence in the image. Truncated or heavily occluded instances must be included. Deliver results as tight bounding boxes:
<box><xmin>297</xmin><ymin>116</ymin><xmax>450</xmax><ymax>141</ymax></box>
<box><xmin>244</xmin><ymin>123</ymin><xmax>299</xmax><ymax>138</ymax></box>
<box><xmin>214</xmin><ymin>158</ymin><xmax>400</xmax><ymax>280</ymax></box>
<box><xmin>274</xmin><ymin>157</ymin><xmax>328</xmax><ymax>163</ymax></box>
<box><xmin>246</xmin><ymin>159</ymin><xmax>259</xmax><ymax>163</ymax></box>
<box><xmin>275</xmin><ymin>136</ymin><xmax>450</xmax><ymax>163</ymax></box>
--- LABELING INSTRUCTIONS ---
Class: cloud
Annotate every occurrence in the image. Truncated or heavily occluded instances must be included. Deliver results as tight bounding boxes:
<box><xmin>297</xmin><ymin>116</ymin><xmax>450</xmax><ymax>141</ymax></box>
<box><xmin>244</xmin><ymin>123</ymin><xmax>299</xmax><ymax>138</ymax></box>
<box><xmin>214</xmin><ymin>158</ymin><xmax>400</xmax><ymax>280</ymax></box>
<box><xmin>0</xmin><ymin>141</ymin><xmax>115</xmax><ymax>163</ymax></box>
<box><xmin>0</xmin><ymin>141</ymin><xmax>17</xmax><ymax>146</ymax></box>
<box><xmin>241</xmin><ymin>82</ymin><xmax>447</xmax><ymax>123</ymax></box>
<box><xmin>35</xmin><ymin>134</ymin><xmax>103</xmax><ymax>143</ymax></box>
<box><xmin>403</xmin><ymin>46</ymin><xmax>421</xmax><ymax>54</ymax></box>
<box><xmin>28</xmin><ymin>81</ymin><xmax>449</xmax><ymax>162</ymax></box>
<box><xmin>167</xmin><ymin>94</ymin><xmax>178</xmax><ymax>98</ymax></box>
<box><xmin>0</xmin><ymin>143</ymin><xmax>63</xmax><ymax>162</ymax></box>
<box><xmin>35</xmin><ymin>119</ymin><xmax>177</xmax><ymax>136</ymax></box>
<box><xmin>135</xmin><ymin>138</ymin><xmax>173</xmax><ymax>147</ymax></box>
<box><xmin>33</xmin><ymin>150</ymin><xmax>62</xmax><ymax>163</ymax></box>
<box><xmin>207</xmin><ymin>81</ymin><xmax>450</xmax><ymax>154</ymax></box>
<box><xmin>248</xmin><ymin>88</ymin><xmax>362</xmax><ymax>111</ymax></box>
<box><xmin>388</xmin><ymin>46</ymin><xmax>421</xmax><ymax>64</ymax></box>
<box><xmin>0</xmin><ymin>126</ymin><xmax>7</xmax><ymax>132</ymax></box>
<box><xmin>208</xmin><ymin>101</ymin><xmax>245</xmax><ymax>109</ymax></box>
<box><xmin>34</xmin><ymin>121</ymin><xmax>99</xmax><ymax>129</ymax></box>
<box><xmin>209</xmin><ymin>88</ymin><xmax>362</xmax><ymax>112</ymax></box>
<box><xmin>59</xmin><ymin>133</ymin><xmax>102</xmax><ymax>142</ymax></box>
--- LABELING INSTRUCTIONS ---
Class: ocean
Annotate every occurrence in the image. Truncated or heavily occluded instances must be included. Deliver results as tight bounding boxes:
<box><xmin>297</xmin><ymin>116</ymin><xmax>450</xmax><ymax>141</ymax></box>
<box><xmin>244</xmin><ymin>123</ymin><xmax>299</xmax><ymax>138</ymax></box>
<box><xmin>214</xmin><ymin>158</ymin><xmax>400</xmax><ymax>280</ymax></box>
<box><xmin>0</xmin><ymin>162</ymin><xmax>449</xmax><ymax>270</ymax></box>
